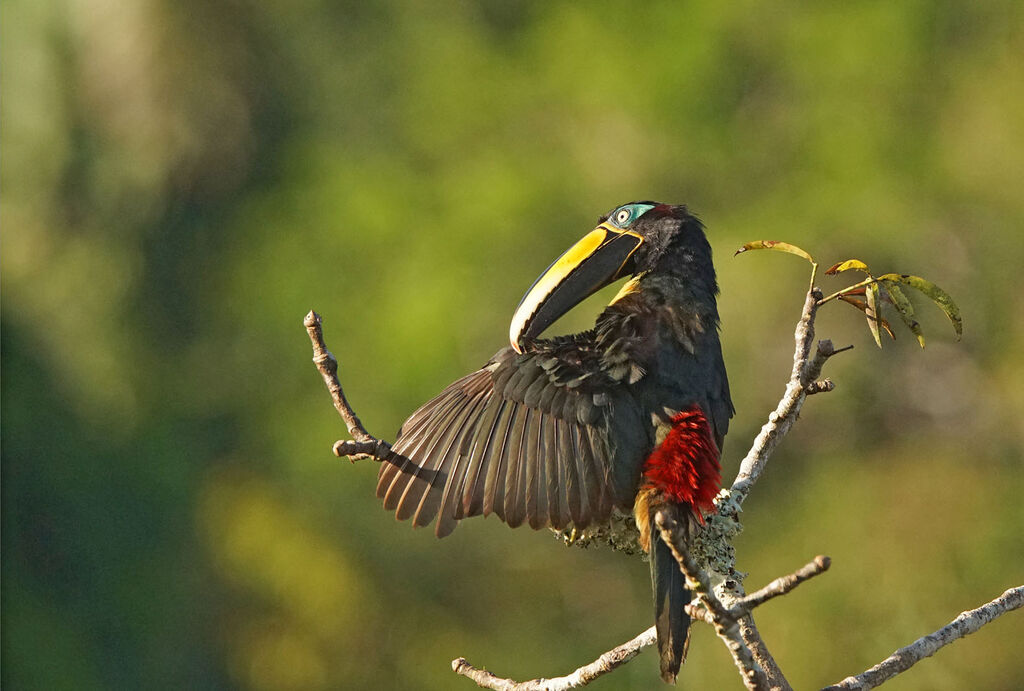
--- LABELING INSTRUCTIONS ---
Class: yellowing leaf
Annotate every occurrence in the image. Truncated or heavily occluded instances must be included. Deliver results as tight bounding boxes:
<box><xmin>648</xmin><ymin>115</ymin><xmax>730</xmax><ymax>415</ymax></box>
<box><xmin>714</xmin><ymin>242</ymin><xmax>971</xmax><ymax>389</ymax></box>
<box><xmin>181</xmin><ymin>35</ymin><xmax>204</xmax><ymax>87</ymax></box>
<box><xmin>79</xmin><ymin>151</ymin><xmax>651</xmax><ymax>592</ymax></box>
<box><xmin>876</xmin><ymin>273</ymin><xmax>963</xmax><ymax>341</ymax></box>
<box><xmin>825</xmin><ymin>259</ymin><xmax>870</xmax><ymax>275</ymax></box>
<box><xmin>735</xmin><ymin>240</ymin><xmax>814</xmax><ymax>264</ymax></box>
<box><xmin>883</xmin><ymin>282</ymin><xmax>925</xmax><ymax>348</ymax></box>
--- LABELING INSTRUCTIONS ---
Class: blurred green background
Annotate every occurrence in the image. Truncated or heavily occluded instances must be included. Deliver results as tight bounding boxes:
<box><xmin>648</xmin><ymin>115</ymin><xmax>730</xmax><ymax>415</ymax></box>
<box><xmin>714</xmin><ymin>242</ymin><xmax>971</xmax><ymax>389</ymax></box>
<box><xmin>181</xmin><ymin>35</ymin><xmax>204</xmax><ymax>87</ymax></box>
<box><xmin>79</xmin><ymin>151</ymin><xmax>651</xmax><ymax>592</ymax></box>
<box><xmin>3</xmin><ymin>1</ymin><xmax>1023</xmax><ymax>689</ymax></box>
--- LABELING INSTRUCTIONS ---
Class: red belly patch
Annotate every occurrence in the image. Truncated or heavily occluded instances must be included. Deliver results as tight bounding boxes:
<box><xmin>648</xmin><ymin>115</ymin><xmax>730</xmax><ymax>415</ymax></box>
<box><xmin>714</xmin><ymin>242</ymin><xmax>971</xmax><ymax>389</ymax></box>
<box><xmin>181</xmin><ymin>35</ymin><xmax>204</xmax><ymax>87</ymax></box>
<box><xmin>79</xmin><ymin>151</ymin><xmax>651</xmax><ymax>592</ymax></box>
<box><xmin>642</xmin><ymin>406</ymin><xmax>721</xmax><ymax>519</ymax></box>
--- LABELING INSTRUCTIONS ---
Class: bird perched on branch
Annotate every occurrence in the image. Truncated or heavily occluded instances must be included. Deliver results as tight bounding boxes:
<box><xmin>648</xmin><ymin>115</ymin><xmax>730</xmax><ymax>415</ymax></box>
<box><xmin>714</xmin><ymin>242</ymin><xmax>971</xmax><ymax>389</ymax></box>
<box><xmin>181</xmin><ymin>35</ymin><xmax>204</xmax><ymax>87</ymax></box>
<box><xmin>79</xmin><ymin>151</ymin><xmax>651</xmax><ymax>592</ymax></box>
<box><xmin>376</xmin><ymin>202</ymin><xmax>733</xmax><ymax>683</ymax></box>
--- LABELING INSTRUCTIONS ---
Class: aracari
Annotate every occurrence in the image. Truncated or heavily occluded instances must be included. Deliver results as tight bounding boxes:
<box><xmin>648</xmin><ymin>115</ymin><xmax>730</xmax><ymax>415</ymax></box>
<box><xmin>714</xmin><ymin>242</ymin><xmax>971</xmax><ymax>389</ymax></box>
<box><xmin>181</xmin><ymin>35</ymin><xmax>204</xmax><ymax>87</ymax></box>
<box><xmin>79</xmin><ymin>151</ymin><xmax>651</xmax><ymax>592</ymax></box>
<box><xmin>376</xmin><ymin>202</ymin><xmax>733</xmax><ymax>683</ymax></box>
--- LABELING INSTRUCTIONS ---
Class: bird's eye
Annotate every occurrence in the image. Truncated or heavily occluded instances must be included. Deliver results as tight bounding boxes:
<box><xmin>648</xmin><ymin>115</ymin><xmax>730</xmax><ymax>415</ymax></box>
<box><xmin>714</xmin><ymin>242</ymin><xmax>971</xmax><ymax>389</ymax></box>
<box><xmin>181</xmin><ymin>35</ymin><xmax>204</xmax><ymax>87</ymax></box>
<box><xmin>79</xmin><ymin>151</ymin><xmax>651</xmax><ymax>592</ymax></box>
<box><xmin>614</xmin><ymin>208</ymin><xmax>632</xmax><ymax>226</ymax></box>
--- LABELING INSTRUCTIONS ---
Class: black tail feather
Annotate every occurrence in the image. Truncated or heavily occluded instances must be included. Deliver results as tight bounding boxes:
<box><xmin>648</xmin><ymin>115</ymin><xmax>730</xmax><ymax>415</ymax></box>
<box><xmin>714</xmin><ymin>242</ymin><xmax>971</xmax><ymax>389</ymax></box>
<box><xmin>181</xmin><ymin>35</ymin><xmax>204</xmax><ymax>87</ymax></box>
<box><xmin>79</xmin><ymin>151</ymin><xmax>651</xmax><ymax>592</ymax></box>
<box><xmin>650</xmin><ymin>504</ymin><xmax>691</xmax><ymax>684</ymax></box>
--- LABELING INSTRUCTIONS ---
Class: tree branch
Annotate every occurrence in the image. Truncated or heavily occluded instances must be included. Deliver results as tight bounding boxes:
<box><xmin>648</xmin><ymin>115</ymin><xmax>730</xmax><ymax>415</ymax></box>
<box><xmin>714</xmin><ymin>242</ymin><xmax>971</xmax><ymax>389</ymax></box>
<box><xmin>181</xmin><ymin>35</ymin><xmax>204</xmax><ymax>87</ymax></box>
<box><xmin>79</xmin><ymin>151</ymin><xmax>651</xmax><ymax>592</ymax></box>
<box><xmin>805</xmin><ymin>379</ymin><xmax>835</xmax><ymax>395</ymax></box>
<box><xmin>729</xmin><ymin>288</ymin><xmax>843</xmax><ymax>503</ymax></box>
<box><xmin>450</xmin><ymin>553</ymin><xmax>832</xmax><ymax>691</ymax></box>
<box><xmin>704</xmin><ymin>287</ymin><xmax>845</xmax><ymax>690</ymax></box>
<box><xmin>655</xmin><ymin>510</ymin><xmax>769</xmax><ymax>691</ymax></box>
<box><xmin>304</xmin><ymin>310</ymin><xmax>391</xmax><ymax>461</ymax></box>
<box><xmin>737</xmin><ymin>556</ymin><xmax>831</xmax><ymax>611</ymax></box>
<box><xmin>735</xmin><ymin>613</ymin><xmax>789</xmax><ymax>691</ymax></box>
<box><xmin>452</xmin><ymin>627</ymin><xmax>657</xmax><ymax>691</ymax></box>
<box><xmin>822</xmin><ymin>585</ymin><xmax>1024</xmax><ymax>691</ymax></box>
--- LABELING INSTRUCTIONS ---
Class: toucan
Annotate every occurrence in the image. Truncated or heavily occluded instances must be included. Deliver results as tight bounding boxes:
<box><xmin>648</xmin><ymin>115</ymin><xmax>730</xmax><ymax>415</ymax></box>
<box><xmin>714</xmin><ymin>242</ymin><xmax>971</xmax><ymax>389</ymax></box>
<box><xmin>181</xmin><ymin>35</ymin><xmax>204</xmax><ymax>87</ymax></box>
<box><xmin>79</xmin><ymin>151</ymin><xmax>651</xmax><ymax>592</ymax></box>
<box><xmin>376</xmin><ymin>202</ymin><xmax>733</xmax><ymax>683</ymax></box>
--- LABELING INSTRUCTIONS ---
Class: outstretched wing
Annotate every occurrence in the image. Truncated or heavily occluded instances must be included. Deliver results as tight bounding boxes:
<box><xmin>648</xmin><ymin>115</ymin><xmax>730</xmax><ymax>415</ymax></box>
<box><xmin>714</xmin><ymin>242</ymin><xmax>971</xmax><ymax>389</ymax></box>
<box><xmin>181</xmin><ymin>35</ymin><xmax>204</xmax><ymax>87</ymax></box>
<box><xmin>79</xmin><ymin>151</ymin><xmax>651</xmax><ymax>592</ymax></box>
<box><xmin>376</xmin><ymin>331</ymin><xmax>650</xmax><ymax>538</ymax></box>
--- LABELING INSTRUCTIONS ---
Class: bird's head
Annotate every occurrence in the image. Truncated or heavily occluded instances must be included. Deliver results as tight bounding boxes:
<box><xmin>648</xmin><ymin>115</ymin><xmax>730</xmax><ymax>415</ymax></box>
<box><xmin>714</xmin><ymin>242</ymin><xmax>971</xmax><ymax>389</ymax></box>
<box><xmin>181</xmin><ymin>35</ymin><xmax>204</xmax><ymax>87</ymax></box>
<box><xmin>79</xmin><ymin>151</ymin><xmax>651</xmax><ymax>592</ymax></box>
<box><xmin>509</xmin><ymin>202</ymin><xmax>706</xmax><ymax>353</ymax></box>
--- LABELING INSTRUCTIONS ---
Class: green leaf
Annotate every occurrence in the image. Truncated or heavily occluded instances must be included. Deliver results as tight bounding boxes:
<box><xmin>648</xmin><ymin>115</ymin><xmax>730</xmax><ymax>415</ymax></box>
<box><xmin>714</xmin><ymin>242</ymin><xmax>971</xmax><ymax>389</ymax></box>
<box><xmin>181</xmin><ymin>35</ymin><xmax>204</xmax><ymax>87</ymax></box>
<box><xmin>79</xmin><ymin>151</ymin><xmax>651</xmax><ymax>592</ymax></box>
<box><xmin>864</xmin><ymin>282</ymin><xmax>883</xmax><ymax>348</ymax></box>
<box><xmin>876</xmin><ymin>273</ymin><xmax>963</xmax><ymax>341</ymax></box>
<box><xmin>825</xmin><ymin>259</ymin><xmax>870</xmax><ymax>275</ymax></box>
<box><xmin>735</xmin><ymin>240</ymin><xmax>814</xmax><ymax>264</ymax></box>
<box><xmin>883</xmin><ymin>282</ymin><xmax>925</xmax><ymax>348</ymax></box>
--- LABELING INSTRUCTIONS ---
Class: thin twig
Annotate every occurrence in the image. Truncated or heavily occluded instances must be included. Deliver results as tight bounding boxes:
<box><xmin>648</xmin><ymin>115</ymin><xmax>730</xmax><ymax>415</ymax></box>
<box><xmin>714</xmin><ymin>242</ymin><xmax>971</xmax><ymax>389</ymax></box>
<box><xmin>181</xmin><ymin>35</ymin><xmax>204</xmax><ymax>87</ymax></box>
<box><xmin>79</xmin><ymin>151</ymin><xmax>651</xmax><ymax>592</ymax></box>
<box><xmin>452</xmin><ymin>627</ymin><xmax>657</xmax><ymax>691</ymax></box>
<box><xmin>805</xmin><ymin>380</ymin><xmax>835</xmax><ymax>396</ymax></box>
<box><xmin>689</xmin><ymin>556</ymin><xmax>831</xmax><ymax>624</ymax></box>
<box><xmin>333</xmin><ymin>438</ymin><xmax>392</xmax><ymax>460</ymax></box>
<box><xmin>304</xmin><ymin>310</ymin><xmax>391</xmax><ymax>460</ymax></box>
<box><xmin>818</xmin><ymin>277</ymin><xmax>878</xmax><ymax>306</ymax></box>
<box><xmin>737</xmin><ymin>556</ymin><xmax>831</xmax><ymax>611</ymax></box>
<box><xmin>821</xmin><ymin>585</ymin><xmax>1024</xmax><ymax>691</ymax></box>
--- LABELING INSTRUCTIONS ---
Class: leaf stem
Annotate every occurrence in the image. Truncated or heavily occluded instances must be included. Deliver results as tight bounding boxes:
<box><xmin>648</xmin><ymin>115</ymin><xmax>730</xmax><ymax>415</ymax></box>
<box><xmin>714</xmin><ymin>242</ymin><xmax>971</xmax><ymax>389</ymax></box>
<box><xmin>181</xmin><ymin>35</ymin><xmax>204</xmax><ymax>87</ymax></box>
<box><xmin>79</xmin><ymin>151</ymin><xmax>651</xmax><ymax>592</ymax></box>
<box><xmin>817</xmin><ymin>277</ymin><xmax>879</xmax><ymax>306</ymax></box>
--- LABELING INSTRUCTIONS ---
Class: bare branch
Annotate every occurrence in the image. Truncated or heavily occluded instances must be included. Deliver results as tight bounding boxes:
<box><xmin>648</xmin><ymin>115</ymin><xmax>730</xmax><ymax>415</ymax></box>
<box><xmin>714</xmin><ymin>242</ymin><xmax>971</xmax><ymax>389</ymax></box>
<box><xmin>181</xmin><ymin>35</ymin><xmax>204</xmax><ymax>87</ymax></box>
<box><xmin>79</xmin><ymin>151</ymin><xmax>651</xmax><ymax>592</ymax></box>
<box><xmin>707</xmin><ymin>579</ymin><xmax>800</xmax><ymax>691</ymax></box>
<box><xmin>685</xmin><ymin>602</ymin><xmax>715</xmax><ymax>625</ymax></box>
<box><xmin>451</xmin><ymin>627</ymin><xmax>657</xmax><ymax>691</ymax></box>
<box><xmin>730</xmin><ymin>289</ymin><xmax>838</xmax><ymax>503</ymax></box>
<box><xmin>304</xmin><ymin>310</ymin><xmax>391</xmax><ymax>461</ymax></box>
<box><xmin>737</xmin><ymin>556</ymin><xmax>831</xmax><ymax>611</ymax></box>
<box><xmin>729</xmin><ymin>286</ymin><xmax>847</xmax><ymax>503</ymax></box>
<box><xmin>333</xmin><ymin>438</ymin><xmax>392</xmax><ymax>460</ymax></box>
<box><xmin>691</xmin><ymin>555</ymin><xmax>830</xmax><ymax>691</ymax></box>
<box><xmin>822</xmin><ymin>585</ymin><xmax>1024</xmax><ymax>691</ymax></box>
<box><xmin>706</xmin><ymin>288</ymin><xmax>843</xmax><ymax>691</ymax></box>
<box><xmin>737</xmin><ymin>614</ymin><xmax>790</xmax><ymax>691</ymax></box>
<box><xmin>703</xmin><ymin>282</ymin><xmax>852</xmax><ymax>688</ymax></box>
<box><xmin>655</xmin><ymin>510</ymin><xmax>770</xmax><ymax>691</ymax></box>
<box><xmin>459</xmin><ymin>553</ymin><xmax>830</xmax><ymax>691</ymax></box>
<box><xmin>805</xmin><ymin>379</ymin><xmax>835</xmax><ymax>395</ymax></box>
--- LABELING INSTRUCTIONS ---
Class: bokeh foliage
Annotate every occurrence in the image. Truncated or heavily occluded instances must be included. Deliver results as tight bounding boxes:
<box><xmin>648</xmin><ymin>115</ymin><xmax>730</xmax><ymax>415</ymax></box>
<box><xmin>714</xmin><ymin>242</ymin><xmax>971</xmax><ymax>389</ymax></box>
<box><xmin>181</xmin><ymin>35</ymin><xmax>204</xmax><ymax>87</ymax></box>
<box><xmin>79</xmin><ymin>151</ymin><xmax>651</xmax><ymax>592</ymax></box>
<box><xmin>3</xmin><ymin>1</ymin><xmax>1023</xmax><ymax>689</ymax></box>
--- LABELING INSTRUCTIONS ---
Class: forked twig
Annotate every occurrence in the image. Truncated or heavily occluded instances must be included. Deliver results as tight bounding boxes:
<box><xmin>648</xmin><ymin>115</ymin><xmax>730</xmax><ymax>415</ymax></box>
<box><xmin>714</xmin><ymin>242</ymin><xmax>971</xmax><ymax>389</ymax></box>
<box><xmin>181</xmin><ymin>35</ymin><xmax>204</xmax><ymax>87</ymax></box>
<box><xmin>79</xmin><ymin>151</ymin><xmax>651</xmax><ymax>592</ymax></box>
<box><xmin>451</xmin><ymin>552</ymin><xmax>832</xmax><ymax>691</ymax></box>
<box><xmin>655</xmin><ymin>510</ymin><xmax>768</xmax><ymax>691</ymax></box>
<box><xmin>304</xmin><ymin>310</ymin><xmax>391</xmax><ymax>461</ymax></box>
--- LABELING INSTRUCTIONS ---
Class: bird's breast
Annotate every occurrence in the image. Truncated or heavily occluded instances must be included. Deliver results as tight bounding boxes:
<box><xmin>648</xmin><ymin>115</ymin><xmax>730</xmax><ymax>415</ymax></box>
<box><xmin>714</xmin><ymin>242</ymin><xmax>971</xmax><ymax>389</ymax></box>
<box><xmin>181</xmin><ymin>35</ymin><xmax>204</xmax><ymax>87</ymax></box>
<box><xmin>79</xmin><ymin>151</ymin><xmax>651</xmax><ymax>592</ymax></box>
<box><xmin>631</xmin><ymin>405</ymin><xmax>721</xmax><ymax>551</ymax></box>
<box><xmin>645</xmin><ymin>404</ymin><xmax>720</xmax><ymax>500</ymax></box>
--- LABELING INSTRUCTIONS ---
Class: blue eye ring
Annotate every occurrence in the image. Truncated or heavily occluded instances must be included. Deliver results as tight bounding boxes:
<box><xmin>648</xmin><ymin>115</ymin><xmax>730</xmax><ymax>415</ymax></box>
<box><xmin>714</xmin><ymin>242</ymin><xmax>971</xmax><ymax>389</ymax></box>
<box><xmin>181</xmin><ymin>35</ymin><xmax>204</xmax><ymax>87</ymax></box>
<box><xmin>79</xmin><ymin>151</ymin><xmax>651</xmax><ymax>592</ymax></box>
<box><xmin>609</xmin><ymin>203</ymin><xmax>656</xmax><ymax>229</ymax></box>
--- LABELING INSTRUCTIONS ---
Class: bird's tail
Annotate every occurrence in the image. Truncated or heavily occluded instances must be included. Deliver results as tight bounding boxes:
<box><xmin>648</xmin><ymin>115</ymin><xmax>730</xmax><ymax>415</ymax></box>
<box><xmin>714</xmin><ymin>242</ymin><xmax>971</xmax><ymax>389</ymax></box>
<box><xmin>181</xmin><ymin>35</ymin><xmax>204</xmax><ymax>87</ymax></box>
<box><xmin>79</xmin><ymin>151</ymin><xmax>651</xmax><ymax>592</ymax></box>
<box><xmin>650</xmin><ymin>502</ymin><xmax>691</xmax><ymax>684</ymax></box>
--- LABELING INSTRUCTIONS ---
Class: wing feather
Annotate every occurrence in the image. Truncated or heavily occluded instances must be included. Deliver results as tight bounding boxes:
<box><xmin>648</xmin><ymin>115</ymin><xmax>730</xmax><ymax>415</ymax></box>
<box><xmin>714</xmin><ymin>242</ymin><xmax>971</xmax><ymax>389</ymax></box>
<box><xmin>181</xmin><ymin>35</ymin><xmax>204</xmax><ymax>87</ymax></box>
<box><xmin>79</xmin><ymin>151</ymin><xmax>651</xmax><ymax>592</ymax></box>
<box><xmin>456</xmin><ymin>391</ymin><xmax>503</xmax><ymax>516</ymax></box>
<box><xmin>393</xmin><ymin>389</ymin><xmax>481</xmax><ymax>521</ymax></box>
<box><xmin>464</xmin><ymin>397</ymin><xmax>508</xmax><ymax>517</ymax></box>
<box><xmin>410</xmin><ymin>388</ymin><xmax>488</xmax><ymax>529</ymax></box>
<box><xmin>435</xmin><ymin>389</ymin><xmax>491</xmax><ymax>536</ymax></box>
<box><xmin>526</xmin><ymin>408</ymin><xmax>547</xmax><ymax>528</ymax></box>
<box><xmin>482</xmin><ymin>402</ymin><xmax>517</xmax><ymax>518</ymax></box>
<box><xmin>557</xmin><ymin>419</ymin><xmax>583</xmax><ymax>526</ymax></box>
<box><xmin>503</xmin><ymin>405</ymin><xmax>530</xmax><ymax>527</ymax></box>
<box><xmin>376</xmin><ymin>342</ymin><xmax>640</xmax><ymax>536</ymax></box>
<box><xmin>542</xmin><ymin>413</ymin><xmax>565</xmax><ymax>529</ymax></box>
<box><xmin>380</xmin><ymin>390</ymin><xmax>466</xmax><ymax>510</ymax></box>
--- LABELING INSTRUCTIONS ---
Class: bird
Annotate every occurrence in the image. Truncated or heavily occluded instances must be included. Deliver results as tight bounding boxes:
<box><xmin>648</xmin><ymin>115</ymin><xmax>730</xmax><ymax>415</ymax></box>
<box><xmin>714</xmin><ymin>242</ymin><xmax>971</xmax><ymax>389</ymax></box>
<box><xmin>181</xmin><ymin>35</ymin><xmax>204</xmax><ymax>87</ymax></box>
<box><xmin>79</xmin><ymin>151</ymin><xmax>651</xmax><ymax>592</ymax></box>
<box><xmin>375</xmin><ymin>202</ymin><xmax>733</xmax><ymax>683</ymax></box>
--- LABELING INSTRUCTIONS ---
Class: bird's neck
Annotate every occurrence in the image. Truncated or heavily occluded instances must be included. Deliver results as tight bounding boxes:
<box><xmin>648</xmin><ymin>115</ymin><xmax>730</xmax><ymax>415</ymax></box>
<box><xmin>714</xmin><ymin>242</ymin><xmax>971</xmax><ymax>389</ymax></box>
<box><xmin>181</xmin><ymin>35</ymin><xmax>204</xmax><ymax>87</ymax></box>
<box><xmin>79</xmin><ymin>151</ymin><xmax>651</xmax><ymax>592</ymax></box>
<box><xmin>637</xmin><ymin>241</ymin><xmax>720</xmax><ymax>324</ymax></box>
<box><xmin>599</xmin><ymin>239</ymin><xmax>721</xmax><ymax>347</ymax></box>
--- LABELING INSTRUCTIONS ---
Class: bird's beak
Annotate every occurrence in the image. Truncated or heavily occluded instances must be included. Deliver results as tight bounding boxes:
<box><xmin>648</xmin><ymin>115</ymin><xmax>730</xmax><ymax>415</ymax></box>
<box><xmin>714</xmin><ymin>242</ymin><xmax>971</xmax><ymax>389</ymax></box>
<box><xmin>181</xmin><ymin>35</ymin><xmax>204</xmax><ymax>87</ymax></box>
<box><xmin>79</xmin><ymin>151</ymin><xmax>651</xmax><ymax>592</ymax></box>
<box><xmin>509</xmin><ymin>222</ymin><xmax>643</xmax><ymax>353</ymax></box>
